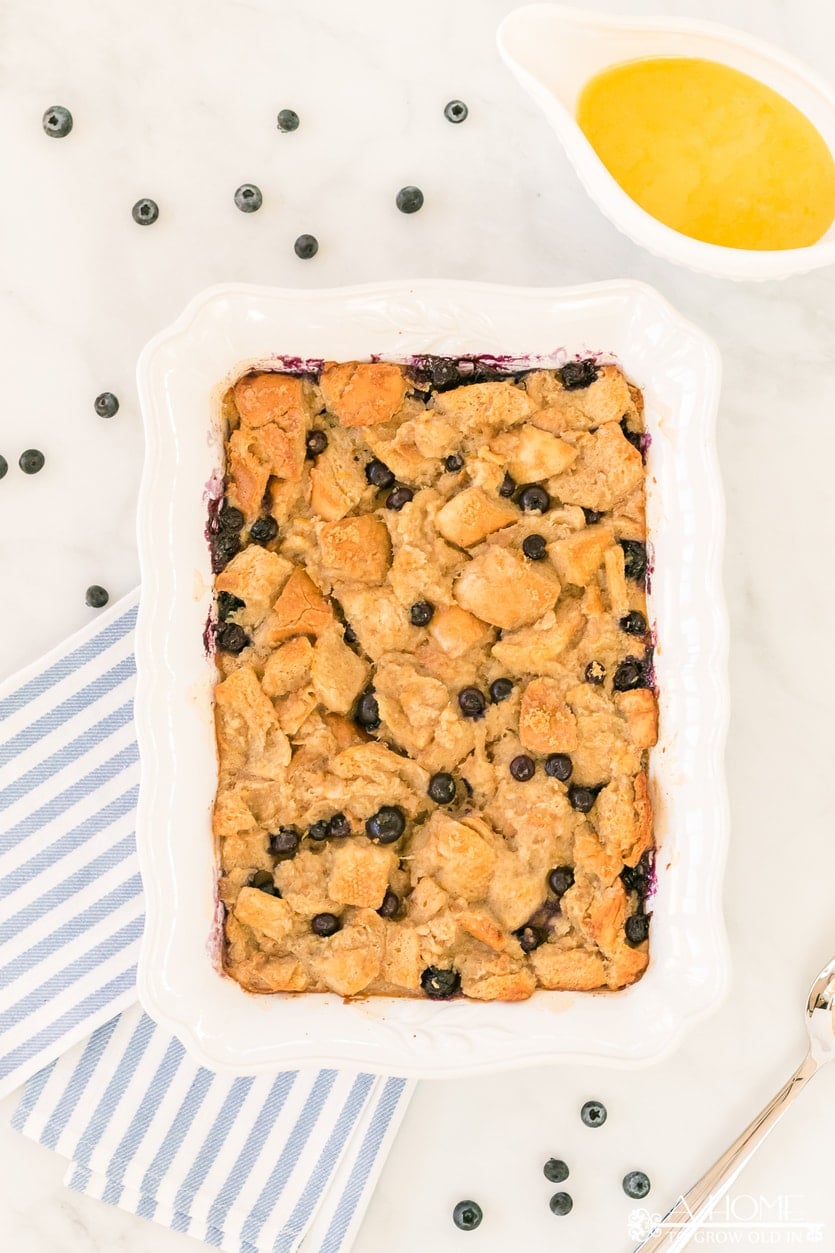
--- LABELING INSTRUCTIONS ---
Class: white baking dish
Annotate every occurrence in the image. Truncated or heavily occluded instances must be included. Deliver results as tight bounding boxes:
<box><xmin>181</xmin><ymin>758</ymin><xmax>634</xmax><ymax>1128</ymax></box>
<box><xmin>135</xmin><ymin>279</ymin><xmax>727</xmax><ymax>1077</ymax></box>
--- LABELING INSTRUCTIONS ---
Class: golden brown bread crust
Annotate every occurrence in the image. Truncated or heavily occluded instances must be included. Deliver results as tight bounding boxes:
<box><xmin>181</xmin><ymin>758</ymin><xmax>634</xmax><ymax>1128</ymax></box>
<box><xmin>212</xmin><ymin>359</ymin><xmax>656</xmax><ymax>1001</ymax></box>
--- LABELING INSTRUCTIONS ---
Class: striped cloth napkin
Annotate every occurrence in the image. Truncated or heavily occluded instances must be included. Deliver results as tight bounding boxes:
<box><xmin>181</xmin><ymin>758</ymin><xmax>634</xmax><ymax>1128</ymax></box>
<box><xmin>0</xmin><ymin>590</ymin><xmax>413</xmax><ymax>1253</ymax></box>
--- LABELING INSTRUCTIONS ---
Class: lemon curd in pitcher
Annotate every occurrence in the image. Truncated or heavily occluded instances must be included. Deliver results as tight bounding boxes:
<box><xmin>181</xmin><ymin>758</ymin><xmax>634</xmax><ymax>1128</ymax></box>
<box><xmin>577</xmin><ymin>57</ymin><xmax>835</xmax><ymax>250</ymax></box>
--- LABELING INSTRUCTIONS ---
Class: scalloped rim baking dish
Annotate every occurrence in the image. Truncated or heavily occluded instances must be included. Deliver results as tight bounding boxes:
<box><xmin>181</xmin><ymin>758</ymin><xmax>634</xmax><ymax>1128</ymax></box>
<box><xmin>135</xmin><ymin>279</ymin><xmax>728</xmax><ymax>1078</ymax></box>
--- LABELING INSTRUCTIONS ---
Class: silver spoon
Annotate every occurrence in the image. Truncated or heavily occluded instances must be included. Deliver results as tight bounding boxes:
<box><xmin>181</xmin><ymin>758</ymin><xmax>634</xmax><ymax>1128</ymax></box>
<box><xmin>632</xmin><ymin>956</ymin><xmax>835</xmax><ymax>1251</ymax></box>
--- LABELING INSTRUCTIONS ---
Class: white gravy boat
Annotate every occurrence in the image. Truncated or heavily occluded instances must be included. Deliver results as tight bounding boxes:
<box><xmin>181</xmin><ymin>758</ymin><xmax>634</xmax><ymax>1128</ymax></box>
<box><xmin>497</xmin><ymin>4</ymin><xmax>835</xmax><ymax>280</ymax></box>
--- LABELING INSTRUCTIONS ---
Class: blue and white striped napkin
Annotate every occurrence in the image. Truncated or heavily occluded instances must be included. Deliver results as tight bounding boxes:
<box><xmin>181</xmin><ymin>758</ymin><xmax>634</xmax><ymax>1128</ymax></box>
<box><xmin>0</xmin><ymin>591</ymin><xmax>413</xmax><ymax>1253</ymax></box>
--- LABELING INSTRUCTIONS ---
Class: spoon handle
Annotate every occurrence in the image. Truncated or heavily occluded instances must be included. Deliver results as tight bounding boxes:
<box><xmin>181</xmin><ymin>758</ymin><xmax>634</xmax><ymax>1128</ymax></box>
<box><xmin>632</xmin><ymin>1052</ymin><xmax>819</xmax><ymax>1252</ymax></box>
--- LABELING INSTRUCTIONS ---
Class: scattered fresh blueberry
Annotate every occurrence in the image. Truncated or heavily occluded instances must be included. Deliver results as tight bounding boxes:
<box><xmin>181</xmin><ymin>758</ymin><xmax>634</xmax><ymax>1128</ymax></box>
<box><xmin>620</xmin><ymin>610</ymin><xmax>647</xmax><ymax>636</ymax></box>
<box><xmin>94</xmin><ymin>392</ymin><xmax>119</xmax><ymax>419</ymax></box>
<box><xmin>568</xmin><ymin>784</ymin><xmax>599</xmax><ymax>813</ymax></box>
<box><xmin>234</xmin><ymin>183</ymin><xmax>262</xmax><ymax>213</ymax></box>
<box><xmin>410</xmin><ymin>600</ymin><xmax>435</xmax><ymax>627</ymax></box>
<box><xmin>498</xmin><ymin>471</ymin><xmax>516</xmax><ymax>498</ymax></box>
<box><xmin>250</xmin><ymin>869</ymin><xmax>280</xmax><ymax>896</ymax></box>
<box><xmin>276</xmin><ymin>108</ymin><xmax>300</xmax><ymax>132</ymax></box>
<box><xmin>249</xmin><ymin>515</ymin><xmax>278</xmax><ymax>545</ymax></box>
<box><xmin>396</xmin><ymin>185</ymin><xmax>424</xmax><ymax>214</ymax></box>
<box><xmin>444</xmin><ymin>452</ymin><xmax>464</xmax><ymax>472</ymax></box>
<box><xmin>580</xmin><ymin>1100</ymin><xmax>607</xmax><ymax>1128</ymax></box>
<box><xmin>549</xmin><ymin>1192</ymin><xmax>574</xmax><ymax>1216</ymax></box>
<box><xmin>518</xmin><ymin>484</ymin><xmax>550</xmax><ymax>513</ymax></box>
<box><xmin>216</xmin><ymin>622</ymin><xmax>249</xmax><ymax>654</ymax></box>
<box><xmin>515</xmin><ymin>924</ymin><xmax>544</xmax><ymax>952</ymax></box>
<box><xmin>510</xmin><ymin>754</ymin><xmax>535</xmax><ymax>782</ymax></box>
<box><xmin>311</xmin><ymin>912</ymin><xmax>340</xmax><ymax>937</ymax></box>
<box><xmin>623</xmin><ymin>1171</ymin><xmax>651</xmax><ymax>1199</ymax></box>
<box><xmin>355</xmin><ymin>689</ymin><xmax>380</xmax><ymax>730</ymax></box>
<box><xmin>132</xmin><ymin>198</ymin><xmax>159</xmax><ymax>226</ymax></box>
<box><xmin>306</xmin><ymin>429</ymin><xmax>328</xmax><ymax>458</ymax></box>
<box><xmin>307</xmin><ymin>820</ymin><xmax>330</xmax><ymax>842</ymax></box>
<box><xmin>365</xmin><ymin>459</ymin><xmax>395</xmax><ymax>489</ymax></box>
<box><xmin>620</xmin><ymin>539</ymin><xmax>647</xmax><ymax>582</ymax></box>
<box><xmin>585</xmin><ymin>660</ymin><xmax>605</xmax><ymax>685</ymax></box>
<box><xmin>421</xmin><ymin>966</ymin><xmax>461</xmax><ymax>999</ymax></box>
<box><xmin>522</xmin><ymin>534</ymin><xmax>547</xmax><ymax>561</ymax></box>
<box><xmin>613</xmin><ymin>657</ymin><xmax>646</xmax><ymax>692</ymax></box>
<box><xmin>444</xmin><ymin>99</ymin><xmax>469</xmax><ymax>124</ymax></box>
<box><xmin>452</xmin><ymin>1200</ymin><xmax>482</xmax><ymax>1231</ymax></box>
<box><xmin>548</xmin><ymin>865</ymin><xmax>575</xmax><ymax>896</ymax></box>
<box><xmin>428</xmin><ymin>772</ymin><xmax>457</xmax><ymax>805</ymax></box>
<box><xmin>458</xmin><ymin>686</ymin><xmax>486</xmax><ymax>719</ymax></box>
<box><xmin>489</xmin><ymin>677</ymin><xmax>513</xmax><ymax>704</ymax></box>
<box><xmin>386</xmin><ymin>485</ymin><xmax>414</xmax><ymax>511</ymax></box>
<box><xmin>268</xmin><ymin>827</ymin><xmax>300</xmax><ymax>859</ymax></box>
<box><xmin>218</xmin><ymin>502</ymin><xmax>245</xmax><ymax>532</ymax></box>
<box><xmin>328</xmin><ymin>813</ymin><xmax>351</xmax><ymax>839</ymax></box>
<box><xmin>42</xmin><ymin>105</ymin><xmax>73</xmax><ymax>137</ymax></box>
<box><xmin>582</xmin><ymin>507</ymin><xmax>604</xmax><ymax>525</ymax></box>
<box><xmin>626</xmin><ymin>913</ymin><xmax>650</xmax><ymax>945</ymax></box>
<box><xmin>544</xmin><ymin>754</ymin><xmax>572</xmax><ymax>782</ymax></box>
<box><xmin>0</xmin><ymin>456</ymin><xmax>7</xmax><ymax>480</ymax></box>
<box><xmin>19</xmin><ymin>449</ymin><xmax>45</xmax><ymax>474</ymax></box>
<box><xmin>85</xmin><ymin>585</ymin><xmax>109</xmax><ymax>609</ymax></box>
<box><xmin>620</xmin><ymin>417</ymin><xmax>645</xmax><ymax>456</ymax></box>
<box><xmin>366</xmin><ymin>805</ymin><xmax>406</xmax><ymax>844</ymax></box>
<box><xmin>560</xmin><ymin>359</ymin><xmax>598</xmax><ymax>390</ymax></box>
<box><xmin>294</xmin><ymin>233</ymin><xmax>319</xmax><ymax>259</ymax></box>
<box><xmin>543</xmin><ymin>1159</ymin><xmax>569</xmax><ymax>1184</ymax></box>
<box><xmin>377</xmin><ymin>888</ymin><xmax>401</xmax><ymax>919</ymax></box>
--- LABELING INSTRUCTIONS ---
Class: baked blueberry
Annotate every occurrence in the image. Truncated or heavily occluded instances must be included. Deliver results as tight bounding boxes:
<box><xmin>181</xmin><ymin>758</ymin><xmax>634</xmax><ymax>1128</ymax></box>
<box><xmin>343</xmin><ymin>622</ymin><xmax>358</xmax><ymax>645</ymax></box>
<box><xmin>94</xmin><ymin>392</ymin><xmax>119</xmax><ymax>418</ymax></box>
<box><xmin>365</xmin><ymin>459</ymin><xmax>395</xmax><ymax>489</ymax></box>
<box><xmin>19</xmin><ymin>449</ymin><xmax>45</xmax><ymax>474</ymax></box>
<box><xmin>218</xmin><ymin>502</ymin><xmax>245</xmax><ymax>532</ymax></box>
<box><xmin>210</xmin><ymin>529</ymin><xmax>241</xmax><ymax>573</ymax></box>
<box><xmin>366</xmin><ymin>805</ymin><xmax>406</xmax><ymax>844</ymax></box>
<box><xmin>250</xmin><ymin>869</ymin><xmax>280</xmax><ymax>896</ymax></box>
<box><xmin>452</xmin><ymin>1200</ymin><xmax>482</xmax><ymax>1231</ymax></box>
<box><xmin>613</xmin><ymin>657</ymin><xmax>646</xmax><ymax>692</ymax></box>
<box><xmin>377</xmin><ymin>888</ymin><xmax>401</xmax><ymax>919</ymax></box>
<box><xmin>510</xmin><ymin>754</ymin><xmax>535</xmax><ymax>782</ymax></box>
<box><xmin>42</xmin><ymin>105</ymin><xmax>73</xmax><ymax>137</ymax></box>
<box><xmin>420</xmin><ymin>966</ymin><xmax>460</xmax><ymax>998</ymax></box>
<box><xmin>294</xmin><ymin>234</ymin><xmax>319</xmax><ymax>259</ymax></box>
<box><xmin>328</xmin><ymin>813</ymin><xmax>351</xmax><ymax>839</ymax></box>
<box><xmin>522</xmin><ymin>534</ymin><xmax>547</xmax><ymax>561</ymax></box>
<box><xmin>543</xmin><ymin>1159</ymin><xmax>569</xmax><ymax>1184</ymax></box>
<box><xmin>620</xmin><ymin>539</ymin><xmax>647</xmax><ymax>582</ymax></box>
<box><xmin>444</xmin><ymin>452</ymin><xmax>464</xmax><ymax>472</ymax></box>
<box><xmin>396</xmin><ymin>185</ymin><xmax>424</xmax><ymax>213</ymax></box>
<box><xmin>621</xmin><ymin>853</ymin><xmax>652</xmax><ymax>896</ymax></box>
<box><xmin>498</xmin><ymin>471</ymin><xmax>516</xmax><ymax>498</ymax></box>
<box><xmin>544</xmin><ymin>753</ymin><xmax>572</xmax><ymax>781</ymax></box>
<box><xmin>217</xmin><ymin>591</ymin><xmax>245</xmax><ymax>620</ymax></box>
<box><xmin>584</xmin><ymin>660</ymin><xmax>605</xmax><ymax>685</ymax></box>
<box><xmin>582</xmin><ymin>507</ymin><xmax>604</xmax><ymax>525</ymax></box>
<box><xmin>518</xmin><ymin>484</ymin><xmax>550</xmax><ymax>513</ymax></box>
<box><xmin>132</xmin><ymin>197</ymin><xmax>159</xmax><ymax>225</ymax></box>
<box><xmin>620</xmin><ymin>610</ymin><xmax>647</xmax><ymax>636</ymax></box>
<box><xmin>620</xmin><ymin>417</ymin><xmax>645</xmax><ymax>456</ymax></box>
<box><xmin>548</xmin><ymin>866</ymin><xmax>575</xmax><ymax>896</ymax></box>
<box><xmin>355</xmin><ymin>689</ymin><xmax>380</xmax><ymax>730</ymax></box>
<box><xmin>514</xmin><ymin>924</ymin><xmax>544</xmax><ymax>952</ymax></box>
<box><xmin>268</xmin><ymin>827</ymin><xmax>300</xmax><ymax>859</ymax></box>
<box><xmin>568</xmin><ymin>784</ymin><xmax>599</xmax><ymax>813</ymax></box>
<box><xmin>489</xmin><ymin>677</ymin><xmax>513</xmax><ymax>704</ymax></box>
<box><xmin>305</xmin><ymin>429</ymin><xmax>328</xmax><ymax>458</ymax></box>
<box><xmin>410</xmin><ymin>600</ymin><xmax>435</xmax><ymax>626</ymax></box>
<box><xmin>311</xmin><ymin>912</ymin><xmax>340</xmax><ymax>937</ymax></box>
<box><xmin>444</xmin><ymin>99</ymin><xmax>469</xmax><ymax>124</ymax></box>
<box><xmin>85</xmin><ymin>585</ymin><xmax>109</xmax><ymax>609</ymax></box>
<box><xmin>0</xmin><ymin>455</ymin><xmax>7</xmax><ymax>479</ymax></box>
<box><xmin>458</xmin><ymin>687</ymin><xmax>486</xmax><ymax>719</ymax></box>
<box><xmin>276</xmin><ymin>108</ymin><xmax>300</xmax><ymax>132</ymax></box>
<box><xmin>623</xmin><ymin>1171</ymin><xmax>651</xmax><ymax>1199</ymax></box>
<box><xmin>626</xmin><ymin>913</ymin><xmax>650</xmax><ymax>945</ymax></box>
<box><xmin>559</xmin><ymin>359</ymin><xmax>598</xmax><ymax>390</ymax></box>
<box><xmin>549</xmin><ymin>1192</ymin><xmax>574</xmax><ymax>1216</ymax></box>
<box><xmin>385</xmin><ymin>485</ymin><xmax>413</xmax><ymax>511</ymax></box>
<box><xmin>249</xmin><ymin>515</ymin><xmax>278</xmax><ymax>544</ymax></box>
<box><xmin>307</xmin><ymin>820</ymin><xmax>330</xmax><ymax>842</ymax></box>
<box><xmin>234</xmin><ymin>183</ymin><xmax>262</xmax><ymax>213</ymax></box>
<box><xmin>428</xmin><ymin>772</ymin><xmax>456</xmax><ymax>804</ymax></box>
<box><xmin>216</xmin><ymin>622</ymin><xmax>248</xmax><ymax>653</ymax></box>
<box><xmin>580</xmin><ymin>1099</ymin><xmax>607</xmax><ymax>1128</ymax></box>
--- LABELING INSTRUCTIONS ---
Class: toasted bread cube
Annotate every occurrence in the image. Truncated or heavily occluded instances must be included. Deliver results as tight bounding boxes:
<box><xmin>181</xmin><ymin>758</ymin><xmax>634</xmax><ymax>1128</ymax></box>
<box><xmin>491</xmin><ymin>601</ymin><xmax>585</xmax><ymax>674</ymax></box>
<box><xmin>431</xmin><ymin>381</ymin><xmax>533</xmax><ymax>433</ymax></box>
<box><xmin>530</xmin><ymin>945</ymin><xmax>607</xmax><ymax>990</ymax></box>
<box><xmin>428</xmin><ymin>605</ymin><xmax>494</xmax><ymax>657</ymax></box>
<box><xmin>337</xmin><ymin>586</ymin><xmax>420</xmax><ymax>661</ymax></box>
<box><xmin>311</xmin><ymin>624</ymin><xmax>370</xmax><ymax>715</ymax></box>
<box><xmin>615</xmin><ymin>689</ymin><xmax>658</xmax><ymax>749</ymax></box>
<box><xmin>308</xmin><ymin>909</ymin><xmax>384</xmax><ymax>996</ymax></box>
<box><xmin>490</xmin><ymin>425</ymin><xmax>578</xmax><ymax>482</ymax></box>
<box><xmin>548</xmin><ymin>525</ymin><xmax>613</xmax><ymax>587</ymax></box>
<box><xmin>261</xmin><ymin>636</ymin><xmax>314</xmax><ymax>698</ymax></box>
<box><xmin>526</xmin><ymin>364</ymin><xmax>639</xmax><ymax>433</ymax></box>
<box><xmin>328</xmin><ymin>837</ymin><xmax>395</xmax><ymax>908</ymax></box>
<box><xmin>320</xmin><ymin>361</ymin><xmax>409</xmax><ymax>427</ymax></box>
<box><xmin>457</xmin><ymin>946</ymin><xmax>536</xmax><ymax>1001</ymax></box>
<box><xmin>549</xmin><ymin>422</ymin><xmax>643</xmax><ymax>512</ymax></box>
<box><xmin>596</xmin><ymin>772</ymin><xmax>653</xmax><ymax>867</ymax></box>
<box><xmin>519</xmin><ymin>677</ymin><xmax>578</xmax><ymax>754</ymax></box>
<box><xmin>234</xmin><ymin>886</ymin><xmax>293</xmax><ymax>945</ymax></box>
<box><xmin>435</xmin><ymin>487</ymin><xmax>517</xmax><ymax>549</ymax></box>
<box><xmin>232</xmin><ymin>372</ymin><xmax>309</xmax><ymax>482</ymax></box>
<box><xmin>226</xmin><ymin>428</ymin><xmax>271</xmax><ymax>522</ymax></box>
<box><xmin>265</xmin><ymin>567</ymin><xmax>332</xmax><ymax>644</ymax></box>
<box><xmin>215</xmin><ymin>546</ymin><xmax>293</xmax><ymax>617</ymax></box>
<box><xmin>319</xmin><ymin>514</ymin><xmax>391</xmax><ymax>584</ymax></box>
<box><xmin>604</xmin><ymin>544</ymin><xmax>629</xmax><ymax>618</ymax></box>
<box><xmin>309</xmin><ymin>426</ymin><xmax>368</xmax><ymax>521</ymax></box>
<box><xmin>410</xmin><ymin>813</ymin><xmax>497</xmax><ymax>901</ymax></box>
<box><xmin>456</xmin><ymin>907</ymin><xmax>508</xmax><ymax>952</ymax></box>
<box><xmin>454</xmin><ymin>547</ymin><xmax>561</xmax><ymax>631</ymax></box>
<box><xmin>382</xmin><ymin>924</ymin><xmax>422</xmax><ymax>990</ymax></box>
<box><xmin>604</xmin><ymin>939</ymin><xmax>649</xmax><ymax>989</ymax></box>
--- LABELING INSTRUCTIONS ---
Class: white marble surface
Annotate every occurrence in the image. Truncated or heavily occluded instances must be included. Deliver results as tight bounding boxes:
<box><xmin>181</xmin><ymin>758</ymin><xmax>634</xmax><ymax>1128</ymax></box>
<box><xmin>1</xmin><ymin>0</ymin><xmax>835</xmax><ymax>1249</ymax></box>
